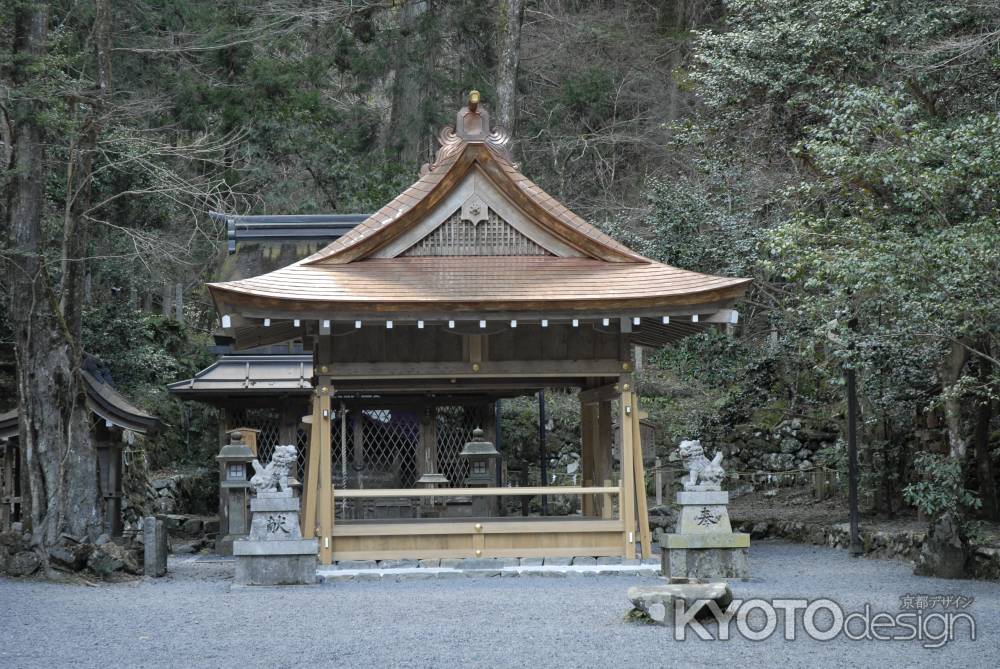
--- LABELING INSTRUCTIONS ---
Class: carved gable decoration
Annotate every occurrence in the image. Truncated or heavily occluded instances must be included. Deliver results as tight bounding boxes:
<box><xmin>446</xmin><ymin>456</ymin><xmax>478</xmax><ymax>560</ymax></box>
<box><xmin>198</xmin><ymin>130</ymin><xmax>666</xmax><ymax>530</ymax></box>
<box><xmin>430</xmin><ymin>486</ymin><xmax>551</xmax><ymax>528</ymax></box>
<box><xmin>402</xmin><ymin>208</ymin><xmax>551</xmax><ymax>257</ymax></box>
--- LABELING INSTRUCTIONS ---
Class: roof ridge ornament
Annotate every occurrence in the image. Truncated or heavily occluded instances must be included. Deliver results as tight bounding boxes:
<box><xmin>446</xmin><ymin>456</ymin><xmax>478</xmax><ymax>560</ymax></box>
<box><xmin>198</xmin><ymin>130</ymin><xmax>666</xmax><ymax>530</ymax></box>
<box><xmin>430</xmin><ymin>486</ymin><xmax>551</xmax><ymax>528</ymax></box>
<box><xmin>421</xmin><ymin>91</ymin><xmax>517</xmax><ymax>175</ymax></box>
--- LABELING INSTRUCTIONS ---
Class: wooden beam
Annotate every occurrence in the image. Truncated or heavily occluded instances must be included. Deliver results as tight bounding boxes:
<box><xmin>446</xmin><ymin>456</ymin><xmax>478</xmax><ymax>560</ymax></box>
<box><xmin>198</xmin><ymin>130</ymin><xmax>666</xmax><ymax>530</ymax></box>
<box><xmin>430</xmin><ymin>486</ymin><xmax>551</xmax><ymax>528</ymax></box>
<box><xmin>325</xmin><ymin>359</ymin><xmax>624</xmax><ymax>379</ymax></box>
<box><xmin>579</xmin><ymin>382</ymin><xmax>620</xmax><ymax>405</ymax></box>
<box><xmin>631</xmin><ymin>391</ymin><xmax>652</xmax><ymax>560</ymax></box>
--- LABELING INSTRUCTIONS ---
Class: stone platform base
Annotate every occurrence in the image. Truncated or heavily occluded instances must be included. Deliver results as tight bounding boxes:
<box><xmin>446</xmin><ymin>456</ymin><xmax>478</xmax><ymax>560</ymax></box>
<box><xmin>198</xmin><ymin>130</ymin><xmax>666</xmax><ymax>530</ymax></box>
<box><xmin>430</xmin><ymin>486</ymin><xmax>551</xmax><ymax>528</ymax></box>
<box><xmin>661</xmin><ymin>546</ymin><xmax>749</xmax><ymax>581</ymax></box>
<box><xmin>235</xmin><ymin>554</ymin><xmax>317</xmax><ymax>586</ymax></box>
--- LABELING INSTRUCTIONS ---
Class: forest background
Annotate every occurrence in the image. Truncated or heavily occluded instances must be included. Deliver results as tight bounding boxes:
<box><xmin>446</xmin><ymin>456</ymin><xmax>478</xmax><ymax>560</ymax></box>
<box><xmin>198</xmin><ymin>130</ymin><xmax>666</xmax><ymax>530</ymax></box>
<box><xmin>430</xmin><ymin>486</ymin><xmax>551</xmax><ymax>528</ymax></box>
<box><xmin>1</xmin><ymin>0</ymin><xmax>998</xmax><ymax>553</ymax></box>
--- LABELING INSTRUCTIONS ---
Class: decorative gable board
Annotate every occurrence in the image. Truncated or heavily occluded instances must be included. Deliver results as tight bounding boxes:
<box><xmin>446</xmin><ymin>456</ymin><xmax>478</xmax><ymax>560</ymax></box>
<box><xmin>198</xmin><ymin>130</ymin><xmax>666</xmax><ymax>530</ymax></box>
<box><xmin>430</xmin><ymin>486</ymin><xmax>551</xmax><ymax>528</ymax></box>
<box><xmin>402</xmin><ymin>209</ymin><xmax>550</xmax><ymax>256</ymax></box>
<box><xmin>371</xmin><ymin>169</ymin><xmax>583</xmax><ymax>259</ymax></box>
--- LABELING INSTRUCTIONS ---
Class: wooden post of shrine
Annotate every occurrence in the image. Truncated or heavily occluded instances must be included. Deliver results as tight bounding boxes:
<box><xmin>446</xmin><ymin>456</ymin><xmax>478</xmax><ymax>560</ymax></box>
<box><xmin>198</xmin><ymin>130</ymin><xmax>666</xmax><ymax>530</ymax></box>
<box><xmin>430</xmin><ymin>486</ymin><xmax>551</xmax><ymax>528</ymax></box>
<box><xmin>618</xmin><ymin>380</ymin><xmax>637</xmax><ymax>559</ymax></box>
<box><xmin>302</xmin><ymin>376</ymin><xmax>334</xmax><ymax>564</ymax></box>
<box><xmin>580</xmin><ymin>401</ymin><xmax>598</xmax><ymax>516</ymax></box>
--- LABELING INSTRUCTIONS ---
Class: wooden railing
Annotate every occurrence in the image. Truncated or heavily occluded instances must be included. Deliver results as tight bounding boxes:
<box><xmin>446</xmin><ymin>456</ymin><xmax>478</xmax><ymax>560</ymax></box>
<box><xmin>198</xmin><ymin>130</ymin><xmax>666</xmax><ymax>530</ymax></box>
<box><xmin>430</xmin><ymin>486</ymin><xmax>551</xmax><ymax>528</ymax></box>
<box><xmin>331</xmin><ymin>485</ymin><xmax>619</xmax><ymax>498</ymax></box>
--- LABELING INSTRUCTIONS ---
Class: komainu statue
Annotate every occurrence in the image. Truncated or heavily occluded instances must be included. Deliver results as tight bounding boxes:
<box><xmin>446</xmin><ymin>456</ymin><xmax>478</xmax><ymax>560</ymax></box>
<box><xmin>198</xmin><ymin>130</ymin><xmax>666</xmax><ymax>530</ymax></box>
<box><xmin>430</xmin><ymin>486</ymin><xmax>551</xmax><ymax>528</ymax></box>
<box><xmin>677</xmin><ymin>439</ymin><xmax>725</xmax><ymax>491</ymax></box>
<box><xmin>250</xmin><ymin>444</ymin><xmax>297</xmax><ymax>494</ymax></box>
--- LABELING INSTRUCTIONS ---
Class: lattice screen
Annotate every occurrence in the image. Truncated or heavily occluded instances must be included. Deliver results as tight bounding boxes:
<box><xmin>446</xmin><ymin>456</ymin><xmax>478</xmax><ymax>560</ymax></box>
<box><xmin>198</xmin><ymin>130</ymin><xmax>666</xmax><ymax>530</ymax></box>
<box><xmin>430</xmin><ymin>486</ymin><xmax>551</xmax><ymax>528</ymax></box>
<box><xmin>228</xmin><ymin>407</ymin><xmax>307</xmax><ymax>476</ymax></box>
<box><xmin>402</xmin><ymin>209</ymin><xmax>551</xmax><ymax>256</ymax></box>
<box><xmin>330</xmin><ymin>409</ymin><xmax>419</xmax><ymax>489</ymax></box>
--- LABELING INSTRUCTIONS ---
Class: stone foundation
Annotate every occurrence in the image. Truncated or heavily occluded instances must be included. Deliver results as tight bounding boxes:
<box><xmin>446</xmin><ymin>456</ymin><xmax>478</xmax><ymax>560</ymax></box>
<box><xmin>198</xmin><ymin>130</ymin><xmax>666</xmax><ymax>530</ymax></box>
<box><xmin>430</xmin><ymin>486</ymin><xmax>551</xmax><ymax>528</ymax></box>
<box><xmin>662</xmin><ymin>546</ymin><xmax>750</xmax><ymax>580</ymax></box>
<box><xmin>233</xmin><ymin>489</ymin><xmax>317</xmax><ymax>586</ymax></box>
<box><xmin>235</xmin><ymin>554</ymin><xmax>317</xmax><ymax>586</ymax></box>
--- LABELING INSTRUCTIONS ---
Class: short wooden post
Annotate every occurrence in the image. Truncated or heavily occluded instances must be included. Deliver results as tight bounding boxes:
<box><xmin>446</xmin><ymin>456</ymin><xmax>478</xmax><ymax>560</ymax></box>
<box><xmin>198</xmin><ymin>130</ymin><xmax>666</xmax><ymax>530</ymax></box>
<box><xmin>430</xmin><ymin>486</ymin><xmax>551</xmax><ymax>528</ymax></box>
<box><xmin>580</xmin><ymin>401</ymin><xmax>598</xmax><ymax>516</ymax></box>
<box><xmin>630</xmin><ymin>391</ymin><xmax>652</xmax><ymax>560</ymax></box>
<box><xmin>654</xmin><ymin>457</ymin><xmax>663</xmax><ymax>506</ymax></box>
<box><xmin>601</xmin><ymin>478</ymin><xmax>613</xmax><ymax>520</ymax></box>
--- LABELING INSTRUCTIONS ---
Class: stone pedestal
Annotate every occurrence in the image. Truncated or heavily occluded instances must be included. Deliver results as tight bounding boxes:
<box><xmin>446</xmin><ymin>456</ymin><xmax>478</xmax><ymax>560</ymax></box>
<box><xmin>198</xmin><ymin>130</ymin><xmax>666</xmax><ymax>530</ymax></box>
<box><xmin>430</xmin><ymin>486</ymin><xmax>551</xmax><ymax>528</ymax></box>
<box><xmin>661</xmin><ymin>490</ymin><xmax>749</xmax><ymax>580</ymax></box>
<box><xmin>234</xmin><ymin>491</ymin><xmax>317</xmax><ymax>585</ymax></box>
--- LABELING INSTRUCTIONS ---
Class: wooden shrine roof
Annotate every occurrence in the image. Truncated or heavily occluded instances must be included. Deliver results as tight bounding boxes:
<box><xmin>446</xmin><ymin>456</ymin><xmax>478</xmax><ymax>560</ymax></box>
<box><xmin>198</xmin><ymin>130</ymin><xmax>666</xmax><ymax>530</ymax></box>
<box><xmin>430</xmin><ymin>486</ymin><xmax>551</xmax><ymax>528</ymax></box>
<box><xmin>207</xmin><ymin>96</ymin><xmax>750</xmax><ymax>319</ymax></box>
<box><xmin>209</xmin><ymin>256</ymin><xmax>748</xmax><ymax>314</ymax></box>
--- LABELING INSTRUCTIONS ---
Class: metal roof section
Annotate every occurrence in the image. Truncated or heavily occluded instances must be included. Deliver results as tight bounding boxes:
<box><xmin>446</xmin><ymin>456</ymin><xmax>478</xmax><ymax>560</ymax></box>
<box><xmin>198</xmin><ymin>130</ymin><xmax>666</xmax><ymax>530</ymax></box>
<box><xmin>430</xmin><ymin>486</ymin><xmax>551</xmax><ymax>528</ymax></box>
<box><xmin>167</xmin><ymin>354</ymin><xmax>314</xmax><ymax>398</ymax></box>
<box><xmin>209</xmin><ymin>212</ymin><xmax>369</xmax><ymax>253</ymax></box>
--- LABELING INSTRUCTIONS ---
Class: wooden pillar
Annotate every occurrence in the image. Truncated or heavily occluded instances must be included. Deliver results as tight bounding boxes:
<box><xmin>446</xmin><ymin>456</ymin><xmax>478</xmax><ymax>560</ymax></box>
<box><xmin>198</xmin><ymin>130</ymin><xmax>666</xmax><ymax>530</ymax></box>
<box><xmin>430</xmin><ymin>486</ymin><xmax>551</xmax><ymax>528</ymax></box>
<box><xmin>352</xmin><ymin>411</ymin><xmax>364</xmax><ymax>474</ymax></box>
<box><xmin>618</xmin><ymin>384</ymin><xmax>637</xmax><ymax>558</ymax></box>
<box><xmin>301</xmin><ymin>397</ymin><xmax>320</xmax><ymax>541</ymax></box>
<box><xmin>630</xmin><ymin>391</ymin><xmax>652</xmax><ymax>559</ymax></box>
<box><xmin>316</xmin><ymin>380</ymin><xmax>334</xmax><ymax>564</ymax></box>
<box><xmin>418</xmin><ymin>407</ymin><xmax>439</xmax><ymax>477</ymax></box>
<box><xmin>596</xmin><ymin>400</ymin><xmax>614</xmax><ymax>517</ymax></box>
<box><xmin>581</xmin><ymin>401</ymin><xmax>598</xmax><ymax>517</ymax></box>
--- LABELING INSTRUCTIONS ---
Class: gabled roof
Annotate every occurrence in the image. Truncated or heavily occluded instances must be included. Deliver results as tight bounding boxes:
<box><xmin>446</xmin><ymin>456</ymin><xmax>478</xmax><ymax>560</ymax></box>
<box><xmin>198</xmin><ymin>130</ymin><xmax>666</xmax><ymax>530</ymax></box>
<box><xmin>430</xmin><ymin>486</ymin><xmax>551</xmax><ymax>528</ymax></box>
<box><xmin>207</xmin><ymin>96</ymin><xmax>750</xmax><ymax>319</ymax></box>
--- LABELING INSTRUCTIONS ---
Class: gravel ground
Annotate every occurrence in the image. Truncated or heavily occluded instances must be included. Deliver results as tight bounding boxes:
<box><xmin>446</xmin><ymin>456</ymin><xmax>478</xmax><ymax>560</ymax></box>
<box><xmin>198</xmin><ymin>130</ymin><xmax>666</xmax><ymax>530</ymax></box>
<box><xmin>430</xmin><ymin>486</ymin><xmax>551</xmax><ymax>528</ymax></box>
<box><xmin>1</xmin><ymin>540</ymin><xmax>997</xmax><ymax>668</ymax></box>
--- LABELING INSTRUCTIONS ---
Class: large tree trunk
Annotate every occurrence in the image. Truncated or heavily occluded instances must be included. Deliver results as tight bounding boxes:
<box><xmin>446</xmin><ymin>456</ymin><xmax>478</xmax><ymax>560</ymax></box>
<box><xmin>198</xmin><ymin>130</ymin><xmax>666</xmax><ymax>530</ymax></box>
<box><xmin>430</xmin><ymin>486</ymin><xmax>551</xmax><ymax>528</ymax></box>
<box><xmin>495</xmin><ymin>0</ymin><xmax>525</xmax><ymax>134</ymax></box>
<box><xmin>942</xmin><ymin>339</ymin><xmax>970</xmax><ymax>460</ymax></box>
<box><xmin>974</xmin><ymin>338</ymin><xmax>998</xmax><ymax>520</ymax></box>
<box><xmin>5</xmin><ymin>3</ymin><xmax>102</xmax><ymax>550</ymax></box>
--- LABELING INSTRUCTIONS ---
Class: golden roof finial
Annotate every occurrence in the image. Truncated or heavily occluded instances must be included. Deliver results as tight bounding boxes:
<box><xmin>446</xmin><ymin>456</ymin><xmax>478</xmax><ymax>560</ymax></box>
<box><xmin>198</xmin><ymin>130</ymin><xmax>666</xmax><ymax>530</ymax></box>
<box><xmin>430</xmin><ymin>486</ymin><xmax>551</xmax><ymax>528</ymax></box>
<box><xmin>468</xmin><ymin>90</ymin><xmax>480</xmax><ymax>112</ymax></box>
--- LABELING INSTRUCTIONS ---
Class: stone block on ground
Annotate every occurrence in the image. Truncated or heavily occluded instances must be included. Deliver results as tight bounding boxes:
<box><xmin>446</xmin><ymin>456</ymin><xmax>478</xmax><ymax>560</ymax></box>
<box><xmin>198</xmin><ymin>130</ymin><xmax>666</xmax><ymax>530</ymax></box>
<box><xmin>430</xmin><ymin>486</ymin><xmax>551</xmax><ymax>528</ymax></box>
<box><xmin>379</xmin><ymin>559</ymin><xmax>419</xmax><ymax>569</ymax></box>
<box><xmin>571</xmin><ymin>556</ymin><xmax>597</xmax><ymax>565</ymax></box>
<box><xmin>336</xmin><ymin>560</ymin><xmax>377</xmax><ymax>570</ymax></box>
<box><xmin>519</xmin><ymin>557</ymin><xmax>544</xmax><ymax>566</ymax></box>
<box><xmin>627</xmin><ymin>582</ymin><xmax>733</xmax><ymax>626</ymax></box>
<box><xmin>542</xmin><ymin>556</ymin><xmax>571</xmax><ymax>566</ymax></box>
<box><xmin>143</xmin><ymin>516</ymin><xmax>168</xmax><ymax>577</ymax></box>
<box><xmin>418</xmin><ymin>559</ymin><xmax>441</xmax><ymax>568</ymax></box>
<box><xmin>596</xmin><ymin>556</ymin><xmax>622</xmax><ymax>565</ymax></box>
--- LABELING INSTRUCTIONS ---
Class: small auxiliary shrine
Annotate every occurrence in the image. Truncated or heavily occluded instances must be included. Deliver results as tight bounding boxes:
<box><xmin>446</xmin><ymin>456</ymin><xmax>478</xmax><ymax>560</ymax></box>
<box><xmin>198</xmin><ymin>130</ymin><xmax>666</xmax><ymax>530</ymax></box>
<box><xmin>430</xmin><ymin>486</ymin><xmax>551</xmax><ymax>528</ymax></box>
<box><xmin>206</xmin><ymin>93</ymin><xmax>750</xmax><ymax>565</ymax></box>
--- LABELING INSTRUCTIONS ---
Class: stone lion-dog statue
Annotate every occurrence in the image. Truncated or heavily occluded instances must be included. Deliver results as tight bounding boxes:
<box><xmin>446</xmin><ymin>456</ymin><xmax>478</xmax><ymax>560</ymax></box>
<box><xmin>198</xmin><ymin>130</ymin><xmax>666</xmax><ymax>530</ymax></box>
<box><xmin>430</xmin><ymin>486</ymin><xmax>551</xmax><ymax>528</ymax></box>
<box><xmin>677</xmin><ymin>439</ymin><xmax>725</xmax><ymax>491</ymax></box>
<box><xmin>250</xmin><ymin>444</ymin><xmax>297</xmax><ymax>494</ymax></box>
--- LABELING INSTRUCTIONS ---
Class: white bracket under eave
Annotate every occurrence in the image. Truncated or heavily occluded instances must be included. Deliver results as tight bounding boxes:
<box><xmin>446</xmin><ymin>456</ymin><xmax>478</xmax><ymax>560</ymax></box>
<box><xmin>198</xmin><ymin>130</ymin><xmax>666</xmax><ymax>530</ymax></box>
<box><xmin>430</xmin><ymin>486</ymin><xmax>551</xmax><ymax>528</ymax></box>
<box><xmin>320</xmin><ymin>320</ymin><xmax>331</xmax><ymax>335</ymax></box>
<box><xmin>221</xmin><ymin>314</ymin><xmax>232</xmax><ymax>328</ymax></box>
<box><xmin>263</xmin><ymin>318</ymin><xmax>270</xmax><ymax>327</ymax></box>
<box><xmin>386</xmin><ymin>320</ymin><xmax>394</xmax><ymax>329</ymax></box>
<box><xmin>293</xmin><ymin>319</ymin><xmax>300</xmax><ymax>327</ymax></box>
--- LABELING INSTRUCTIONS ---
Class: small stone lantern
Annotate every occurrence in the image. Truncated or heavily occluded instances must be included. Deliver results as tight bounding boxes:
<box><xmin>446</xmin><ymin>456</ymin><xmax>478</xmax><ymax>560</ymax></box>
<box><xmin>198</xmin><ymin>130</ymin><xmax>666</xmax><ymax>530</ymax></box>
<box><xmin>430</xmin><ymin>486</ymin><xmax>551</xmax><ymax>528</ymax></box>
<box><xmin>216</xmin><ymin>430</ymin><xmax>254</xmax><ymax>555</ymax></box>
<box><xmin>416</xmin><ymin>471</ymin><xmax>449</xmax><ymax>518</ymax></box>
<box><xmin>460</xmin><ymin>428</ymin><xmax>499</xmax><ymax>516</ymax></box>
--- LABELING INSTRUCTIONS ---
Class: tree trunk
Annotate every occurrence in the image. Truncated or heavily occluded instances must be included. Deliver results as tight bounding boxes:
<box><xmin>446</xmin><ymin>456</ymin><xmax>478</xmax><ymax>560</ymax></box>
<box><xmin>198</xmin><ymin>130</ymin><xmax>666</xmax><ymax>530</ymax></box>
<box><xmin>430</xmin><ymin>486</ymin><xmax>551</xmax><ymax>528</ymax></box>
<box><xmin>495</xmin><ymin>0</ymin><xmax>525</xmax><ymax>134</ymax></box>
<box><xmin>5</xmin><ymin>2</ymin><xmax>102</xmax><ymax>550</ymax></box>
<box><xmin>974</xmin><ymin>338</ymin><xmax>998</xmax><ymax>520</ymax></box>
<box><xmin>941</xmin><ymin>339</ymin><xmax>970</xmax><ymax>460</ymax></box>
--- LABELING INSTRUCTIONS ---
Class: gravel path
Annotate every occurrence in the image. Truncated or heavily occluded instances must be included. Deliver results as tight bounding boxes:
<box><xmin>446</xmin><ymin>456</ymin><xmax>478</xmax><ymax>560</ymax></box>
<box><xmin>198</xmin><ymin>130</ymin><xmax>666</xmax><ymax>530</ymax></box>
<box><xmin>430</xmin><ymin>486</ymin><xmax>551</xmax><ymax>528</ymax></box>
<box><xmin>1</xmin><ymin>541</ymin><xmax>997</xmax><ymax>668</ymax></box>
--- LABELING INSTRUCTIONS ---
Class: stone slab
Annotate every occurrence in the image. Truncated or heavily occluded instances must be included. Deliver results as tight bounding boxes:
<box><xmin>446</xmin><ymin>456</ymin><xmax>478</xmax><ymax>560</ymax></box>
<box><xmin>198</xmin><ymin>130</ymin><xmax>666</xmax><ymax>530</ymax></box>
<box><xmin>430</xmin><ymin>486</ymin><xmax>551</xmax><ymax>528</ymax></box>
<box><xmin>627</xmin><ymin>582</ymin><xmax>732</xmax><ymax>626</ymax></box>
<box><xmin>233</xmin><ymin>539</ymin><xmax>318</xmax><ymax>556</ymax></box>
<box><xmin>662</xmin><ymin>533</ymin><xmax>750</xmax><ymax>549</ymax></box>
<box><xmin>676</xmin><ymin>491</ymin><xmax>729</xmax><ymax>506</ymax></box>
<box><xmin>250</xmin><ymin>497</ymin><xmax>304</xmax><ymax>513</ymax></box>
